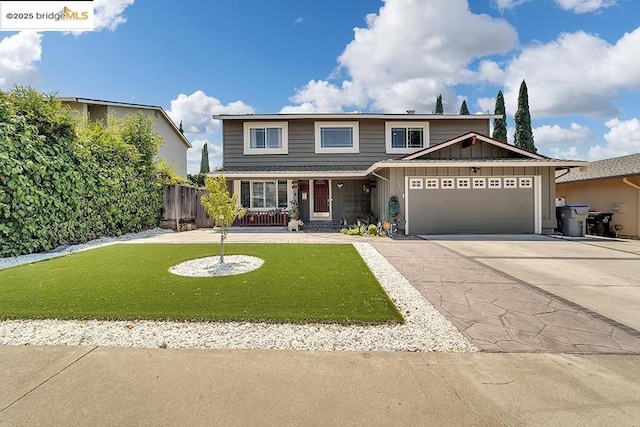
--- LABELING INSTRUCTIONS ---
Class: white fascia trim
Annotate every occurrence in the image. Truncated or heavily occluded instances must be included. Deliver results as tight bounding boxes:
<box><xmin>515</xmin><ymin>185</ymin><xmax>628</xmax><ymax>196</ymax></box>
<box><xmin>243</xmin><ymin>122</ymin><xmax>288</xmax><ymax>155</ymax></box>
<box><xmin>385</xmin><ymin>122</ymin><xmax>430</xmax><ymax>154</ymax></box>
<box><xmin>315</xmin><ymin>121</ymin><xmax>359</xmax><ymax>154</ymax></box>
<box><xmin>214</xmin><ymin>114</ymin><xmax>502</xmax><ymax>120</ymax></box>
<box><xmin>402</xmin><ymin>133</ymin><xmax>546</xmax><ymax>160</ymax></box>
<box><xmin>404</xmin><ymin>176</ymin><xmax>410</xmax><ymax>235</ymax></box>
<box><xmin>534</xmin><ymin>175</ymin><xmax>542</xmax><ymax>234</ymax></box>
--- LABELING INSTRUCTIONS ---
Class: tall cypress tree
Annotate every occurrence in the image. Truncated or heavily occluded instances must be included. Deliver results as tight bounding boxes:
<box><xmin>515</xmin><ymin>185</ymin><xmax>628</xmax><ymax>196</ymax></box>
<box><xmin>459</xmin><ymin>100</ymin><xmax>469</xmax><ymax>115</ymax></box>
<box><xmin>514</xmin><ymin>80</ymin><xmax>536</xmax><ymax>152</ymax></box>
<box><xmin>200</xmin><ymin>143</ymin><xmax>210</xmax><ymax>174</ymax></box>
<box><xmin>492</xmin><ymin>90</ymin><xmax>507</xmax><ymax>143</ymax></box>
<box><xmin>434</xmin><ymin>95</ymin><xmax>443</xmax><ymax>114</ymax></box>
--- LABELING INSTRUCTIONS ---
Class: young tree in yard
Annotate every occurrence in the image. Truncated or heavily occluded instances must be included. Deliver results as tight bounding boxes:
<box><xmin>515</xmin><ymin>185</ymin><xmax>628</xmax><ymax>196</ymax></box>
<box><xmin>200</xmin><ymin>143</ymin><xmax>210</xmax><ymax>174</ymax></box>
<box><xmin>514</xmin><ymin>80</ymin><xmax>537</xmax><ymax>152</ymax></box>
<box><xmin>200</xmin><ymin>175</ymin><xmax>245</xmax><ymax>263</ymax></box>
<box><xmin>459</xmin><ymin>100</ymin><xmax>469</xmax><ymax>115</ymax></box>
<box><xmin>434</xmin><ymin>95</ymin><xmax>444</xmax><ymax>114</ymax></box>
<box><xmin>492</xmin><ymin>90</ymin><xmax>507</xmax><ymax>143</ymax></box>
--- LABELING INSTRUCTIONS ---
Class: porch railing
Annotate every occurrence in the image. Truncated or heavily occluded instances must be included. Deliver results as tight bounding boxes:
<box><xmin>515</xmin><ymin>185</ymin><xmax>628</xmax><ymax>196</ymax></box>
<box><xmin>233</xmin><ymin>210</ymin><xmax>289</xmax><ymax>227</ymax></box>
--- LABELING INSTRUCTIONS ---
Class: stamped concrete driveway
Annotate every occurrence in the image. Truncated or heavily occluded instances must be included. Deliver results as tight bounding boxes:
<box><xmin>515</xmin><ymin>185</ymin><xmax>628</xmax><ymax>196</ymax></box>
<box><xmin>424</xmin><ymin>235</ymin><xmax>640</xmax><ymax>333</ymax></box>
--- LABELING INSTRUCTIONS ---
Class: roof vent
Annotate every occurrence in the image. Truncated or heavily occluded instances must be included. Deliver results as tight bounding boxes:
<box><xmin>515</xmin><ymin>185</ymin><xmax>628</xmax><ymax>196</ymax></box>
<box><xmin>406</xmin><ymin>110</ymin><xmax>415</xmax><ymax>114</ymax></box>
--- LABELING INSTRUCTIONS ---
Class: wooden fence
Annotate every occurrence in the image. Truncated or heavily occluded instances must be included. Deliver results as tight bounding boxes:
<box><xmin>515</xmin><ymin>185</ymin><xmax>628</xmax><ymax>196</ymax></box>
<box><xmin>161</xmin><ymin>184</ymin><xmax>214</xmax><ymax>230</ymax></box>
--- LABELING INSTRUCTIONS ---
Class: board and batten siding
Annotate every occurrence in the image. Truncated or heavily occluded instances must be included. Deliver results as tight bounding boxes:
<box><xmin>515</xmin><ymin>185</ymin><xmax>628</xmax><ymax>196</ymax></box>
<box><xmin>222</xmin><ymin>118</ymin><xmax>489</xmax><ymax>169</ymax></box>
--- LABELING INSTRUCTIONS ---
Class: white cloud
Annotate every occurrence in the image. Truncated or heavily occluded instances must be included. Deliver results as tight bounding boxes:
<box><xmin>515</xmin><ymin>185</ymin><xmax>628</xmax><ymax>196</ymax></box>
<box><xmin>93</xmin><ymin>0</ymin><xmax>135</xmax><ymax>32</ymax></box>
<box><xmin>168</xmin><ymin>91</ymin><xmax>254</xmax><ymax>174</ymax></box>
<box><xmin>547</xmin><ymin>146</ymin><xmax>584</xmax><ymax>159</ymax></box>
<box><xmin>283</xmin><ymin>0</ymin><xmax>518</xmax><ymax>113</ymax></box>
<box><xmin>477</xmin><ymin>60</ymin><xmax>505</xmax><ymax>84</ymax></box>
<box><xmin>588</xmin><ymin>118</ymin><xmax>640</xmax><ymax>160</ymax></box>
<box><xmin>554</xmin><ymin>0</ymin><xmax>618</xmax><ymax>14</ymax></box>
<box><xmin>167</xmin><ymin>90</ymin><xmax>254</xmax><ymax>134</ymax></box>
<box><xmin>281</xmin><ymin>80</ymin><xmax>367</xmax><ymax>113</ymax></box>
<box><xmin>503</xmin><ymin>28</ymin><xmax>640</xmax><ymax>118</ymax></box>
<box><xmin>477</xmin><ymin>97</ymin><xmax>496</xmax><ymax>114</ymax></box>
<box><xmin>0</xmin><ymin>32</ymin><xmax>42</xmax><ymax>89</ymax></box>
<box><xmin>534</xmin><ymin>123</ymin><xmax>594</xmax><ymax>146</ymax></box>
<box><xmin>493</xmin><ymin>0</ymin><xmax>529</xmax><ymax>11</ymax></box>
<box><xmin>533</xmin><ymin>123</ymin><xmax>593</xmax><ymax>159</ymax></box>
<box><xmin>294</xmin><ymin>16</ymin><xmax>304</xmax><ymax>25</ymax></box>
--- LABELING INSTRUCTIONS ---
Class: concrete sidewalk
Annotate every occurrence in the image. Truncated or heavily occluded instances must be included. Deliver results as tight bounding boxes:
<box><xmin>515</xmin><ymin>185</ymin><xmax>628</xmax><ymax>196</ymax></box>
<box><xmin>1</xmin><ymin>346</ymin><xmax>640</xmax><ymax>426</ymax></box>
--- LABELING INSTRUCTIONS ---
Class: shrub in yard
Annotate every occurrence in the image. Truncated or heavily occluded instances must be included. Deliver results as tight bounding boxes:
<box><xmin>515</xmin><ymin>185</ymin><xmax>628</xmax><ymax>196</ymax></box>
<box><xmin>0</xmin><ymin>88</ymin><xmax>163</xmax><ymax>257</ymax></box>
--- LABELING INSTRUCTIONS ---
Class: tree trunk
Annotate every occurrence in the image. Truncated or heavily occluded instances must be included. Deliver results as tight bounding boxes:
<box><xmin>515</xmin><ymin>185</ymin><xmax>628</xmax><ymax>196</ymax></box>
<box><xmin>219</xmin><ymin>231</ymin><xmax>225</xmax><ymax>263</ymax></box>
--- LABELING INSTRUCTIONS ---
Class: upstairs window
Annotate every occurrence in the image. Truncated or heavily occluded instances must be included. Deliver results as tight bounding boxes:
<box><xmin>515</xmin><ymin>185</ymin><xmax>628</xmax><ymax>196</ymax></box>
<box><xmin>315</xmin><ymin>122</ymin><xmax>359</xmax><ymax>153</ymax></box>
<box><xmin>243</xmin><ymin>122</ymin><xmax>288</xmax><ymax>155</ymax></box>
<box><xmin>386</xmin><ymin>122</ymin><xmax>429</xmax><ymax>154</ymax></box>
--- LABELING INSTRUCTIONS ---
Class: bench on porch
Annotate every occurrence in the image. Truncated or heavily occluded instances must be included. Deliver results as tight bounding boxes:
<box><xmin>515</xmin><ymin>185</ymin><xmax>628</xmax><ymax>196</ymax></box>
<box><xmin>233</xmin><ymin>210</ymin><xmax>289</xmax><ymax>227</ymax></box>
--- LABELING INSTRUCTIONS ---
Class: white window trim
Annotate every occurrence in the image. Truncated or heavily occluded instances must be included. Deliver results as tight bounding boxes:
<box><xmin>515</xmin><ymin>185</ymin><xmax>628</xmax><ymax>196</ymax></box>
<box><xmin>314</xmin><ymin>122</ymin><xmax>359</xmax><ymax>154</ymax></box>
<box><xmin>385</xmin><ymin>122</ymin><xmax>430</xmax><ymax>154</ymax></box>
<box><xmin>243</xmin><ymin>122</ymin><xmax>288</xmax><ymax>155</ymax></box>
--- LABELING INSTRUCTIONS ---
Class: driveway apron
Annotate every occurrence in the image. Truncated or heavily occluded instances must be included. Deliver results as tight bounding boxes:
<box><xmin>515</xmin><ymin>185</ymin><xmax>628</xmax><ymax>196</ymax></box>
<box><xmin>370</xmin><ymin>239</ymin><xmax>640</xmax><ymax>354</ymax></box>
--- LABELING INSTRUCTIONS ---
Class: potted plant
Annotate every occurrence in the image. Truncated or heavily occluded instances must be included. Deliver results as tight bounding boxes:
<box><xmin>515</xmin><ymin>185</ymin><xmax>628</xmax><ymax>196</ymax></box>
<box><xmin>288</xmin><ymin>200</ymin><xmax>299</xmax><ymax>219</ymax></box>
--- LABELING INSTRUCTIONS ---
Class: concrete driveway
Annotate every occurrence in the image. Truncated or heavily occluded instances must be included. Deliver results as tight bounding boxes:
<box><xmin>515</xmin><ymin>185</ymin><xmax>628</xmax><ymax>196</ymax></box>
<box><xmin>423</xmin><ymin>235</ymin><xmax>640</xmax><ymax>332</ymax></box>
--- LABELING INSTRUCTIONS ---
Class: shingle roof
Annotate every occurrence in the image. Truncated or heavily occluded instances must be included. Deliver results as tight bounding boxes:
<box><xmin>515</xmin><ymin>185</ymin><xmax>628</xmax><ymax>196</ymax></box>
<box><xmin>219</xmin><ymin>165</ymin><xmax>370</xmax><ymax>173</ymax></box>
<box><xmin>380</xmin><ymin>158</ymin><xmax>574</xmax><ymax>165</ymax></box>
<box><xmin>556</xmin><ymin>153</ymin><xmax>640</xmax><ymax>183</ymax></box>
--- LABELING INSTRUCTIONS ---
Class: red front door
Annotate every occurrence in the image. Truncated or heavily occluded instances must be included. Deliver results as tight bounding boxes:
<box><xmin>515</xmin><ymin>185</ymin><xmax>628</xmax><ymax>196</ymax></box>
<box><xmin>313</xmin><ymin>180</ymin><xmax>330</xmax><ymax>217</ymax></box>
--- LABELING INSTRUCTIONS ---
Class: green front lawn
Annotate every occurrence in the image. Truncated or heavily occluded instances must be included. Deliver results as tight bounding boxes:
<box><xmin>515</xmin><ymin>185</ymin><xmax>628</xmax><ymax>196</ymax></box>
<box><xmin>0</xmin><ymin>243</ymin><xmax>403</xmax><ymax>325</ymax></box>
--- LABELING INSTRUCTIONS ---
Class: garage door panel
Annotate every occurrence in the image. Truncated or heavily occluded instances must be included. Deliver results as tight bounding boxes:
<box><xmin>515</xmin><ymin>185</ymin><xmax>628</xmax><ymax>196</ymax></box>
<box><xmin>408</xmin><ymin>181</ymin><xmax>534</xmax><ymax>234</ymax></box>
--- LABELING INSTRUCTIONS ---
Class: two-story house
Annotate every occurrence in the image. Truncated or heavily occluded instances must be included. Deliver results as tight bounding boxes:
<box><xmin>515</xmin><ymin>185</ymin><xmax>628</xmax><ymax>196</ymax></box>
<box><xmin>59</xmin><ymin>97</ymin><xmax>191</xmax><ymax>176</ymax></box>
<box><xmin>214</xmin><ymin>113</ymin><xmax>584</xmax><ymax>235</ymax></box>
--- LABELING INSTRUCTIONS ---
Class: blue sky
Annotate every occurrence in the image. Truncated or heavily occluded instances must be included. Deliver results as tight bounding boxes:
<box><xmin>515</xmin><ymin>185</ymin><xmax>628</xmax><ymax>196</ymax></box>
<box><xmin>2</xmin><ymin>0</ymin><xmax>639</xmax><ymax>173</ymax></box>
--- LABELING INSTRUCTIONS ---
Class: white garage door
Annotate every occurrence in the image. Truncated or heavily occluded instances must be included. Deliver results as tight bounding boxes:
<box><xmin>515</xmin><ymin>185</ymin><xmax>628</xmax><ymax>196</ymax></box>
<box><xmin>407</xmin><ymin>176</ymin><xmax>537</xmax><ymax>234</ymax></box>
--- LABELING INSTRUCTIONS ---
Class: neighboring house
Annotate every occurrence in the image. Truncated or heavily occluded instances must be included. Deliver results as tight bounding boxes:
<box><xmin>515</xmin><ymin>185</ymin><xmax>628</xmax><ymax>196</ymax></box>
<box><xmin>214</xmin><ymin>113</ymin><xmax>584</xmax><ymax>234</ymax></box>
<box><xmin>556</xmin><ymin>153</ymin><xmax>640</xmax><ymax>239</ymax></box>
<box><xmin>58</xmin><ymin>97</ymin><xmax>191</xmax><ymax>176</ymax></box>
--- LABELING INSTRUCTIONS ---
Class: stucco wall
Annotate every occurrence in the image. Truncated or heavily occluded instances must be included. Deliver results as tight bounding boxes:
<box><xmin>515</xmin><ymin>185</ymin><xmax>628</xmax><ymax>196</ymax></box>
<box><xmin>557</xmin><ymin>177</ymin><xmax>640</xmax><ymax>238</ymax></box>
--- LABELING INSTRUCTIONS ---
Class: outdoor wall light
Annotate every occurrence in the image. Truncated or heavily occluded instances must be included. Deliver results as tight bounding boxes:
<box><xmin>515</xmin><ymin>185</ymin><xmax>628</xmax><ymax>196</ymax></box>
<box><xmin>337</xmin><ymin>183</ymin><xmax>344</xmax><ymax>189</ymax></box>
<box><xmin>471</xmin><ymin>167</ymin><xmax>480</xmax><ymax>174</ymax></box>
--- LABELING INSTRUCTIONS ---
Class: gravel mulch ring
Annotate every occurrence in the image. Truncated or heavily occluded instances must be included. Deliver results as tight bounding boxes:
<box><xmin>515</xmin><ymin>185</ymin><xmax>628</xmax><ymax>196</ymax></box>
<box><xmin>0</xmin><ymin>242</ymin><xmax>477</xmax><ymax>352</ymax></box>
<box><xmin>169</xmin><ymin>255</ymin><xmax>264</xmax><ymax>277</ymax></box>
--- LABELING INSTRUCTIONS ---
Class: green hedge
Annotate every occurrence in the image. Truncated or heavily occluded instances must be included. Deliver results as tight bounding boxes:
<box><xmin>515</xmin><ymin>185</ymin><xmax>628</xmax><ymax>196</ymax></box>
<box><xmin>0</xmin><ymin>88</ymin><xmax>163</xmax><ymax>257</ymax></box>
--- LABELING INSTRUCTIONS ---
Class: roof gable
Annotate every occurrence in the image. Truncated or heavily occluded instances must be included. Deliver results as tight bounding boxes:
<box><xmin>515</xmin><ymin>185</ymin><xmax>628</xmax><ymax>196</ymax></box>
<box><xmin>401</xmin><ymin>132</ymin><xmax>546</xmax><ymax>161</ymax></box>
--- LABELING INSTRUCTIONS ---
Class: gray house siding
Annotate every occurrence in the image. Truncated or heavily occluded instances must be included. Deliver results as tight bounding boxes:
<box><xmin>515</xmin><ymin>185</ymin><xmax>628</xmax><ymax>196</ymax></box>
<box><xmin>429</xmin><ymin>120</ymin><xmax>490</xmax><ymax>146</ymax></box>
<box><xmin>420</xmin><ymin>141</ymin><xmax>522</xmax><ymax>159</ymax></box>
<box><xmin>223</xmin><ymin>118</ymin><xmax>490</xmax><ymax>169</ymax></box>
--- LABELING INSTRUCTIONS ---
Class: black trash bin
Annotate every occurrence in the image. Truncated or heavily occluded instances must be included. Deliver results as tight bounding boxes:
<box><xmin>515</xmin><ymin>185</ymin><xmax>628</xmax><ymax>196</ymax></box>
<box><xmin>587</xmin><ymin>212</ymin><xmax>615</xmax><ymax>237</ymax></box>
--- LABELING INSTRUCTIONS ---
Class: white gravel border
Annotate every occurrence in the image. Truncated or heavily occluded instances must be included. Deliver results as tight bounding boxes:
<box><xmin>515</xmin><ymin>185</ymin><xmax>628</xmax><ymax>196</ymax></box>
<box><xmin>169</xmin><ymin>255</ymin><xmax>264</xmax><ymax>277</ymax></box>
<box><xmin>0</xmin><ymin>241</ymin><xmax>477</xmax><ymax>352</ymax></box>
<box><xmin>0</xmin><ymin>228</ymin><xmax>173</xmax><ymax>271</ymax></box>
